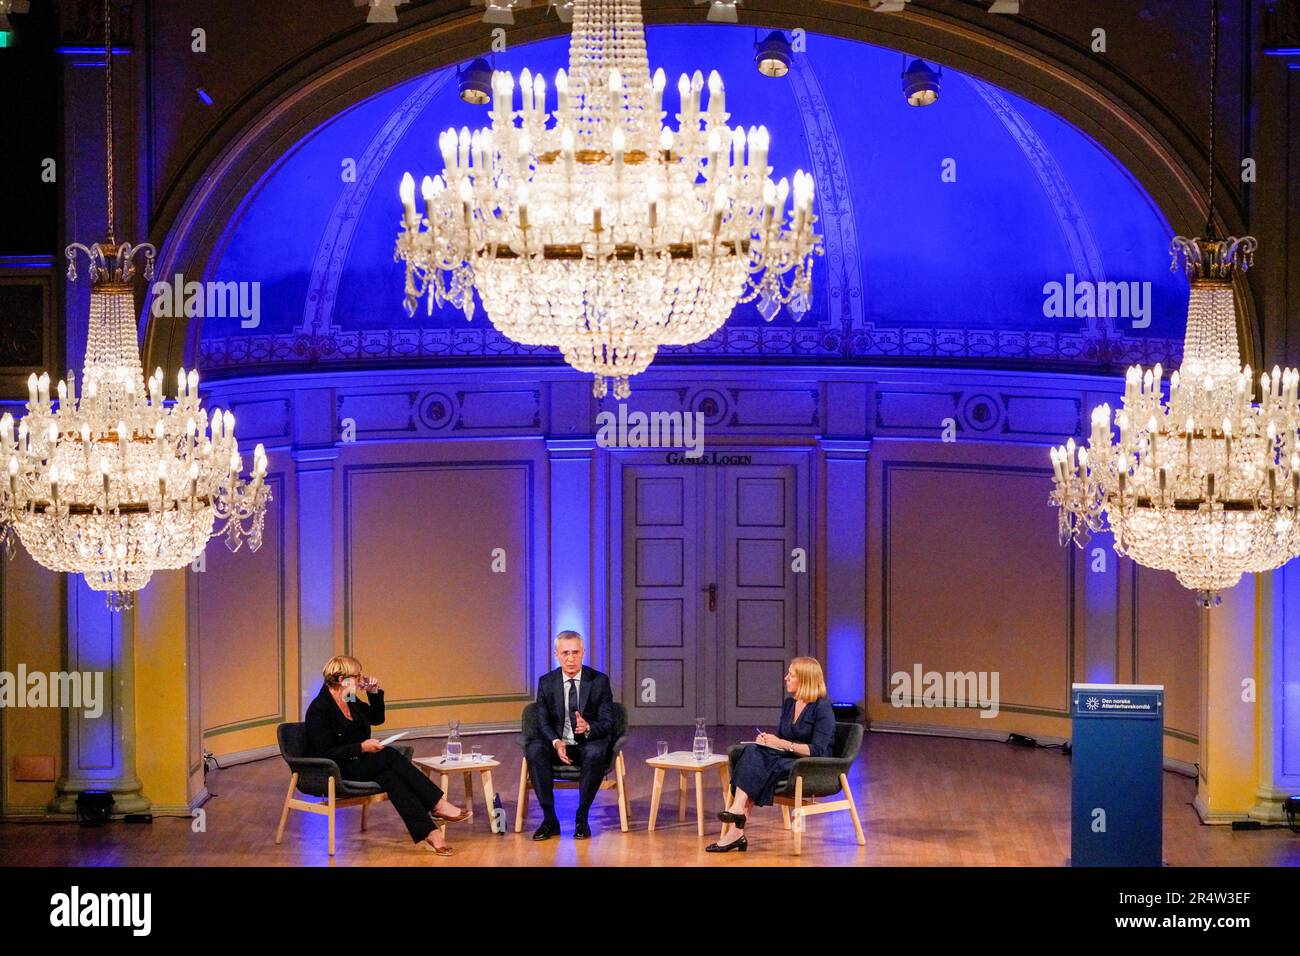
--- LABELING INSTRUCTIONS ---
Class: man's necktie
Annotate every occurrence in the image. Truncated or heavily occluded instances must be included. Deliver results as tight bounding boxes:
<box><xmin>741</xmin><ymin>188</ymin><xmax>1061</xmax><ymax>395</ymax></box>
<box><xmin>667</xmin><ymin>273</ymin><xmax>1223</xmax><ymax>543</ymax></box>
<box><xmin>567</xmin><ymin>679</ymin><xmax>578</xmax><ymax>738</ymax></box>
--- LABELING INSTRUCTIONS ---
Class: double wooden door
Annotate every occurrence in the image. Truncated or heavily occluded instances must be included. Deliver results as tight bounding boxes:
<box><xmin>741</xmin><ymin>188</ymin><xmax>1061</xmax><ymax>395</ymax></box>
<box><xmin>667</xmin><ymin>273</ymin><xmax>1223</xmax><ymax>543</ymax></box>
<box><xmin>615</xmin><ymin>451</ymin><xmax>812</xmax><ymax>727</ymax></box>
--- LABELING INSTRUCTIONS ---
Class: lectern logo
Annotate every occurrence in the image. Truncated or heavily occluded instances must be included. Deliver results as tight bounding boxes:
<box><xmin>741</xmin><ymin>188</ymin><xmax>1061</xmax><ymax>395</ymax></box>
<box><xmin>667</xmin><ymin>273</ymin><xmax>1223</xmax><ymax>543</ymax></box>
<box><xmin>1086</xmin><ymin>697</ymin><xmax>1100</xmax><ymax>711</ymax></box>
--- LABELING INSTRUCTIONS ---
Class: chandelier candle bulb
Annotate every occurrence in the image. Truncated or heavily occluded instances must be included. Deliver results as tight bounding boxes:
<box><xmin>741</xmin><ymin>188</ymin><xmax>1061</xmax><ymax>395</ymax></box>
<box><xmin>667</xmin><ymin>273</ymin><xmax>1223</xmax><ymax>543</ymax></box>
<box><xmin>651</xmin><ymin>67</ymin><xmax>665</xmax><ymax>116</ymax></box>
<box><xmin>457</xmin><ymin>127</ymin><xmax>471</xmax><ymax>171</ymax></box>
<box><xmin>556</xmin><ymin>69</ymin><xmax>568</xmax><ymax>113</ymax></box>
<box><xmin>521</xmin><ymin>68</ymin><xmax>534</xmax><ymax>113</ymax></box>
<box><xmin>707</xmin><ymin>70</ymin><xmax>724</xmax><ymax>115</ymax></box>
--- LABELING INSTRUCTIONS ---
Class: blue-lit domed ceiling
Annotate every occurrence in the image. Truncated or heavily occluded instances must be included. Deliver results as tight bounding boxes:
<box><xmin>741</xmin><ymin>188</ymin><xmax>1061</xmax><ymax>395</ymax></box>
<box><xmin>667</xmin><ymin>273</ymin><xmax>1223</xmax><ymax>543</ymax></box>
<box><xmin>200</xmin><ymin>25</ymin><xmax>1188</xmax><ymax>374</ymax></box>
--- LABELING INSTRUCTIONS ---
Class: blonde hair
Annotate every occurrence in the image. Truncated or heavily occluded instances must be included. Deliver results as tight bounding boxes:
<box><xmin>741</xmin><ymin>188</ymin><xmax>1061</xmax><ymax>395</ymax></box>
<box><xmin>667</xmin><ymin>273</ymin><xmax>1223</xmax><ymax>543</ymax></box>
<box><xmin>790</xmin><ymin>657</ymin><xmax>827</xmax><ymax>702</ymax></box>
<box><xmin>322</xmin><ymin>655</ymin><xmax>363</xmax><ymax>687</ymax></box>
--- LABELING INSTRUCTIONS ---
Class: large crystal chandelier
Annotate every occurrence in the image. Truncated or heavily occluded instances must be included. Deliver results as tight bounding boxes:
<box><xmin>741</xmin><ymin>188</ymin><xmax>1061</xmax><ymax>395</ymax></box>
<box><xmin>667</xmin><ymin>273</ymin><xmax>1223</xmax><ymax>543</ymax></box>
<box><xmin>395</xmin><ymin>0</ymin><xmax>822</xmax><ymax>398</ymax></box>
<box><xmin>0</xmin><ymin>0</ymin><xmax>270</xmax><ymax>611</ymax></box>
<box><xmin>1048</xmin><ymin>0</ymin><xmax>1298</xmax><ymax>607</ymax></box>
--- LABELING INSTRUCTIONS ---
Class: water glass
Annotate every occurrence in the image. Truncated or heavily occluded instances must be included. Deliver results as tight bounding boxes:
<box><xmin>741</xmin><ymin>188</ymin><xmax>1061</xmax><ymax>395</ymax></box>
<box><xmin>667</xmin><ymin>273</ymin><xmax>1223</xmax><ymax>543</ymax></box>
<box><xmin>471</xmin><ymin>745</ymin><xmax>483</xmax><ymax>762</ymax></box>
<box><xmin>692</xmin><ymin>735</ymin><xmax>708</xmax><ymax>761</ymax></box>
<box><xmin>656</xmin><ymin>740</ymin><xmax>669</xmax><ymax>758</ymax></box>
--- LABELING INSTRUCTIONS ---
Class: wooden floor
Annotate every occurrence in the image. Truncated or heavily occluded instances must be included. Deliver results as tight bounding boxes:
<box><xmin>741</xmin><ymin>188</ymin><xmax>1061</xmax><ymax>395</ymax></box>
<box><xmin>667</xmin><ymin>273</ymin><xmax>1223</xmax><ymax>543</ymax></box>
<box><xmin>2</xmin><ymin>727</ymin><xmax>1298</xmax><ymax>866</ymax></box>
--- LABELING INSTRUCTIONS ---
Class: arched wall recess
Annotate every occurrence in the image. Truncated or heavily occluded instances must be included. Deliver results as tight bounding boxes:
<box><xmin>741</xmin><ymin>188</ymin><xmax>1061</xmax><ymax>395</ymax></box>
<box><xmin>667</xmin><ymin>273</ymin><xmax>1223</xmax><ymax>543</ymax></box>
<box><xmin>140</xmin><ymin>0</ymin><xmax>1258</xmax><ymax>376</ymax></box>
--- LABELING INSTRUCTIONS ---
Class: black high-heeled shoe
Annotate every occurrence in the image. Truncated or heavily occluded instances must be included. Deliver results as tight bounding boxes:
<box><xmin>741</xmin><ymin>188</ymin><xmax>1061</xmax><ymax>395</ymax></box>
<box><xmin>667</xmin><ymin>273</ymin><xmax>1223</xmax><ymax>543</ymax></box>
<box><xmin>705</xmin><ymin>835</ymin><xmax>748</xmax><ymax>853</ymax></box>
<box><xmin>717</xmin><ymin>810</ymin><xmax>747</xmax><ymax>828</ymax></box>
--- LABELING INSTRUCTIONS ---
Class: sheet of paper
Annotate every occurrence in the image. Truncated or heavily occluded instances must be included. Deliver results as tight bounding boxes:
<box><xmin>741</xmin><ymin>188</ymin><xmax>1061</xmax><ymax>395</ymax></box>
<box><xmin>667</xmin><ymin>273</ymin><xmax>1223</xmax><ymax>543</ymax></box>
<box><xmin>378</xmin><ymin>731</ymin><xmax>407</xmax><ymax>747</ymax></box>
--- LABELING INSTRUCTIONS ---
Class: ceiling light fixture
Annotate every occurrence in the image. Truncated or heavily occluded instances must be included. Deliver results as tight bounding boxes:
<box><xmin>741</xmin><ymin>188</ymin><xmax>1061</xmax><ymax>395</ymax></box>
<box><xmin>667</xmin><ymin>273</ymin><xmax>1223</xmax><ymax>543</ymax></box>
<box><xmin>1048</xmin><ymin>0</ymin><xmax>1293</xmax><ymax>607</ymax></box>
<box><xmin>395</xmin><ymin>0</ymin><xmax>822</xmax><ymax>399</ymax></box>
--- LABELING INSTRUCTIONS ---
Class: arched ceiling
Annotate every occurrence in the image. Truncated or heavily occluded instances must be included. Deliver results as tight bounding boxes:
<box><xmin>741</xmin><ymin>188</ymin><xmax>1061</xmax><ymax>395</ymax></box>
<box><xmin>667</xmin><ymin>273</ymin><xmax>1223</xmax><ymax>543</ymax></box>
<box><xmin>196</xmin><ymin>24</ymin><xmax>1188</xmax><ymax>375</ymax></box>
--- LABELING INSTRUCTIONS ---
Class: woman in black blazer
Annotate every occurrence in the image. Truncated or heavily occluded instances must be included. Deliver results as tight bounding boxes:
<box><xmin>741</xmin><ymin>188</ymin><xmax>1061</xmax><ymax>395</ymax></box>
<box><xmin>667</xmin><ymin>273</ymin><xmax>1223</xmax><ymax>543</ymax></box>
<box><xmin>706</xmin><ymin>657</ymin><xmax>836</xmax><ymax>853</ymax></box>
<box><xmin>305</xmin><ymin>655</ymin><xmax>471</xmax><ymax>855</ymax></box>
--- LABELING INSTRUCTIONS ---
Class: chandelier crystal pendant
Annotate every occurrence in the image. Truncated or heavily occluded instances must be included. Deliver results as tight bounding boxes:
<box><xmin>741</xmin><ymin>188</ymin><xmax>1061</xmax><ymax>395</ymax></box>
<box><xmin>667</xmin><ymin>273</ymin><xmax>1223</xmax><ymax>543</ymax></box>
<box><xmin>0</xmin><ymin>0</ymin><xmax>271</xmax><ymax>611</ymax></box>
<box><xmin>395</xmin><ymin>0</ymin><xmax>822</xmax><ymax>399</ymax></box>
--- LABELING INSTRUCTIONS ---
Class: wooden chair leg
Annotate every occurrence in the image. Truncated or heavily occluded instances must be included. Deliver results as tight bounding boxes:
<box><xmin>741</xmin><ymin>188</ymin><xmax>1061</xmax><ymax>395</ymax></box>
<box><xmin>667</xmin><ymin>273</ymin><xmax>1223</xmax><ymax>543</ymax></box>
<box><xmin>274</xmin><ymin>773</ymin><xmax>297</xmax><ymax>845</ymax></box>
<box><xmin>327</xmin><ymin>776</ymin><xmax>337</xmax><ymax>857</ymax></box>
<box><xmin>514</xmin><ymin>758</ymin><xmax>530</xmax><ymax>833</ymax></box>
<box><xmin>781</xmin><ymin>804</ymin><xmax>791</xmax><ymax>831</ymax></box>
<box><xmin>792</xmin><ymin>777</ymin><xmax>803</xmax><ymax>856</ymax></box>
<box><xmin>842</xmin><ymin>773</ymin><xmax>866</xmax><ymax>846</ymax></box>
<box><xmin>360</xmin><ymin>796</ymin><xmax>369</xmax><ymax>833</ymax></box>
<box><xmin>615</xmin><ymin>752</ymin><xmax>630</xmax><ymax>832</ymax></box>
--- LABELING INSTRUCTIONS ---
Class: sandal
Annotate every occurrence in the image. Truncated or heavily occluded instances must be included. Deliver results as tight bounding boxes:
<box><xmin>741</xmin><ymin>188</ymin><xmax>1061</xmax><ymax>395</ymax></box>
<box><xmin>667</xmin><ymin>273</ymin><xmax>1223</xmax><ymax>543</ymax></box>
<box><xmin>432</xmin><ymin>806</ymin><xmax>473</xmax><ymax>824</ymax></box>
<box><xmin>422</xmin><ymin>840</ymin><xmax>455</xmax><ymax>856</ymax></box>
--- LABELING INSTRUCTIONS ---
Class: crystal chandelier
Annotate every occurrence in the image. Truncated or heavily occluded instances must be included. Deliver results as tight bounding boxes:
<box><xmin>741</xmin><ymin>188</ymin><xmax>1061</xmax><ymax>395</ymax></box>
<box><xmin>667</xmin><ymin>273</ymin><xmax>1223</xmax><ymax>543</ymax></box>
<box><xmin>395</xmin><ymin>0</ymin><xmax>822</xmax><ymax>399</ymax></box>
<box><xmin>1048</xmin><ymin>0</ymin><xmax>1297</xmax><ymax>607</ymax></box>
<box><xmin>0</xmin><ymin>0</ymin><xmax>271</xmax><ymax>611</ymax></box>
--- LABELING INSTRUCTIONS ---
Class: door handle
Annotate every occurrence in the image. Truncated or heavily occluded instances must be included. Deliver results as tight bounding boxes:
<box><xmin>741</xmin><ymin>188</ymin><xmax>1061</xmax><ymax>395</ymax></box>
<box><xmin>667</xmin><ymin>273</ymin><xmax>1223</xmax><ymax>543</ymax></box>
<box><xmin>701</xmin><ymin>583</ymin><xmax>717</xmax><ymax>612</ymax></box>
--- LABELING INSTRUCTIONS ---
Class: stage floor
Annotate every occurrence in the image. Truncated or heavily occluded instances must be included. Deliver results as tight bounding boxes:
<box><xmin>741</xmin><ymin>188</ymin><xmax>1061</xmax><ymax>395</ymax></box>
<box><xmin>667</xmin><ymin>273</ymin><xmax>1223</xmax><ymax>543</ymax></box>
<box><xmin>2</xmin><ymin>727</ymin><xmax>1298</xmax><ymax>866</ymax></box>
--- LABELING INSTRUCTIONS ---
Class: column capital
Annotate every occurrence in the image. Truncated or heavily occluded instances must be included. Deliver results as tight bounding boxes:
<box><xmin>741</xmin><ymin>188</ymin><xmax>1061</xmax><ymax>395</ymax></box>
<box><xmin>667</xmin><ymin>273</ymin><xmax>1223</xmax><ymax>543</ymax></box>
<box><xmin>818</xmin><ymin>438</ymin><xmax>872</xmax><ymax>460</ymax></box>
<box><xmin>546</xmin><ymin>437</ymin><xmax>599</xmax><ymax>457</ymax></box>
<box><xmin>292</xmin><ymin>445</ymin><xmax>340</xmax><ymax>467</ymax></box>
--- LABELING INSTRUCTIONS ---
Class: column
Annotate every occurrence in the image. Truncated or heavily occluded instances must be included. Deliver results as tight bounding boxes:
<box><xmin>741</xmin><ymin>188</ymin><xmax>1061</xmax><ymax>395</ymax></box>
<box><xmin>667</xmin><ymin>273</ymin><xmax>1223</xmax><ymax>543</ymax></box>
<box><xmin>1081</xmin><ymin>531</ymin><xmax>1119</xmax><ymax>684</ymax></box>
<box><xmin>294</xmin><ymin>447</ymin><xmax>338</xmax><ymax>719</ymax></box>
<box><xmin>48</xmin><ymin>578</ymin><xmax>149</xmax><ymax>814</ymax></box>
<box><xmin>821</xmin><ymin>439</ymin><xmax>870</xmax><ymax>706</ymax></box>
<box><xmin>1251</xmin><ymin>563</ymin><xmax>1300</xmax><ymax>821</ymax></box>
<box><xmin>547</xmin><ymin>438</ymin><xmax>597</xmax><ymax>669</ymax></box>
<box><xmin>293</xmin><ymin>387</ymin><xmax>339</xmax><ymax>718</ymax></box>
<box><xmin>1195</xmin><ymin>574</ymin><xmax>1260</xmax><ymax>822</ymax></box>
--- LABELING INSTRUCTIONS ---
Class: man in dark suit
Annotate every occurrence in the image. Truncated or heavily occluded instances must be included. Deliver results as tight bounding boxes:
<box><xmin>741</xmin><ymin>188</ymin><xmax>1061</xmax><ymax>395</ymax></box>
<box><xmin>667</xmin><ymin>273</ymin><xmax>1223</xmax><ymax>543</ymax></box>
<box><xmin>525</xmin><ymin>630</ymin><xmax>616</xmax><ymax>841</ymax></box>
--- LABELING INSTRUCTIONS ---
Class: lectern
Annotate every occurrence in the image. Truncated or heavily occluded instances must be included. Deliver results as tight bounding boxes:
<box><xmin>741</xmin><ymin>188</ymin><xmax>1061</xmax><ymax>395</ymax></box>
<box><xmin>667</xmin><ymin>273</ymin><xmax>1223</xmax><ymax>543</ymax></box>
<box><xmin>1070</xmin><ymin>683</ymin><xmax>1164</xmax><ymax>866</ymax></box>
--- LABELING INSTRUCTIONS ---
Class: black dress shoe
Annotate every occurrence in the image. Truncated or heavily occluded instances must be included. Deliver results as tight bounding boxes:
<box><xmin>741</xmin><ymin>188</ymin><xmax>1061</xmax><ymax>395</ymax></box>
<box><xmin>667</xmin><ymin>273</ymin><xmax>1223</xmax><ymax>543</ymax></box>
<box><xmin>705</xmin><ymin>835</ymin><xmax>748</xmax><ymax>853</ymax></box>
<box><xmin>532</xmin><ymin>820</ymin><xmax>561</xmax><ymax>841</ymax></box>
<box><xmin>717</xmin><ymin>810</ymin><xmax>747</xmax><ymax>828</ymax></box>
<box><xmin>574</xmin><ymin>819</ymin><xmax>591</xmax><ymax>840</ymax></box>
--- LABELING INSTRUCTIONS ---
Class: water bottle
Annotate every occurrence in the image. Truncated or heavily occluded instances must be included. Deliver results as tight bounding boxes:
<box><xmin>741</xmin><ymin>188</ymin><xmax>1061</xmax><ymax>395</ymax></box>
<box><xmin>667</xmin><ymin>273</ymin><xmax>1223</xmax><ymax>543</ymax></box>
<box><xmin>693</xmin><ymin>717</ymin><xmax>708</xmax><ymax>760</ymax></box>
<box><xmin>445</xmin><ymin>719</ymin><xmax>462</xmax><ymax>761</ymax></box>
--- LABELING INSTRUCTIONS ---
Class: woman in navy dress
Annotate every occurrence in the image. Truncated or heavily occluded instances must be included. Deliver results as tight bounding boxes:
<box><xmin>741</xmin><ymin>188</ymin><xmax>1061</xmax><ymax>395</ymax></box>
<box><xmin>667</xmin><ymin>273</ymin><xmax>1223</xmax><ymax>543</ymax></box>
<box><xmin>706</xmin><ymin>657</ymin><xmax>835</xmax><ymax>853</ymax></box>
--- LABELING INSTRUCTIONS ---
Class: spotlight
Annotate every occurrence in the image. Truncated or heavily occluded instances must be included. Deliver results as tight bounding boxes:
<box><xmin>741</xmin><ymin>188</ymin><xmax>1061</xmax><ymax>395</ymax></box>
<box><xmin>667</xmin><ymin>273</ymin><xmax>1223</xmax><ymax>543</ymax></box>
<box><xmin>755</xmin><ymin>31</ymin><xmax>792</xmax><ymax>77</ymax></box>
<box><xmin>550</xmin><ymin>1</ymin><xmax>574</xmax><ymax>24</ymax></box>
<box><xmin>353</xmin><ymin>0</ymin><xmax>409</xmax><ymax>24</ymax></box>
<box><xmin>902</xmin><ymin>57</ymin><xmax>941</xmax><ymax>106</ymax></box>
<box><xmin>695</xmin><ymin>0</ymin><xmax>739</xmax><ymax>24</ymax></box>
<box><xmin>478</xmin><ymin>0</ymin><xmax>522</xmax><ymax>25</ymax></box>
<box><xmin>458</xmin><ymin>58</ymin><xmax>493</xmax><ymax>105</ymax></box>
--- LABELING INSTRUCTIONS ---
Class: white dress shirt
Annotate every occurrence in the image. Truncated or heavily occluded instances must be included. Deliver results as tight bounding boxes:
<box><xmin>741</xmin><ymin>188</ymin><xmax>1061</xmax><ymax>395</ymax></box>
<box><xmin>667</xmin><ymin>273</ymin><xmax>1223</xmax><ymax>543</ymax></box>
<box><xmin>560</xmin><ymin>672</ymin><xmax>582</xmax><ymax>744</ymax></box>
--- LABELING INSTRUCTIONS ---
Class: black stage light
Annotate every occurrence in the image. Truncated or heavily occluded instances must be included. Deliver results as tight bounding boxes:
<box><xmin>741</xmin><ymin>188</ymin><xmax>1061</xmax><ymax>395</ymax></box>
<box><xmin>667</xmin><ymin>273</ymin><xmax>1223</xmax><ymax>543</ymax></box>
<box><xmin>1284</xmin><ymin>795</ymin><xmax>1299</xmax><ymax>832</ymax></box>
<box><xmin>458</xmin><ymin>58</ymin><xmax>493</xmax><ymax>106</ymax></box>
<box><xmin>75</xmin><ymin>790</ymin><xmax>114</xmax><ymax>827</ymax></box>
<box><xmin>755</xmin><ymin>31</ymin><xmax>792</xmax><ymax>78</ymax></box>
<box><xmin>902</xmin><ymin>57</ymin><xmax>941</xmax><ymax>106</ymax></box>
<box><xmin>831</xmin><ymin>701</ymin><xmax>861</xmax><ymax>723</ymax></box>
